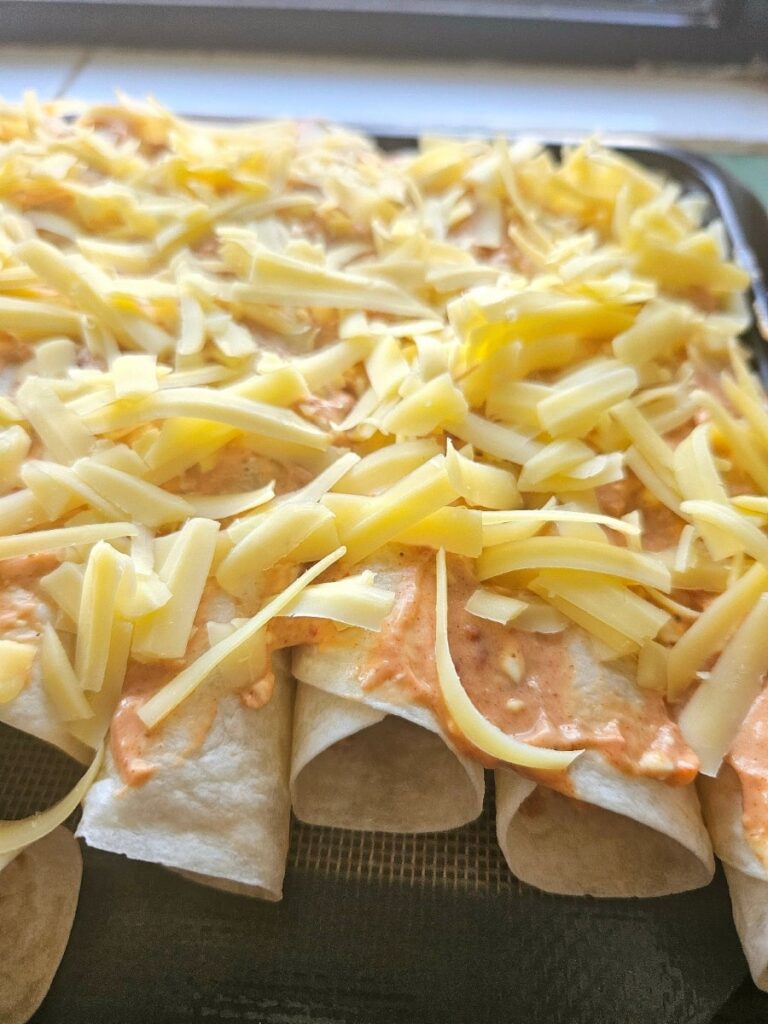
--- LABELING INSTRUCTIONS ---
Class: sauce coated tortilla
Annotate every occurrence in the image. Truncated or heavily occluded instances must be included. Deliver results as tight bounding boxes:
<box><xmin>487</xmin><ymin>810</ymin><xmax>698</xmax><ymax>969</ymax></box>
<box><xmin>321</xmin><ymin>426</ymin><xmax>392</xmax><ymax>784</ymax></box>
<box><xmin>360</xmin><ymin>547</ymin><xmax>696</xmax><ymax>788</ymax></box>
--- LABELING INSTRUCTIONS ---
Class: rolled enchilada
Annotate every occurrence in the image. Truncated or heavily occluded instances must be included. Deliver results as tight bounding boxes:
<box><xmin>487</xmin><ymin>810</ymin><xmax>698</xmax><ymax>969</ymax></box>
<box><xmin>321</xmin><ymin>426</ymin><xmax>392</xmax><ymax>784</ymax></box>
<box><xmin>293</xmin><ymin>546</ymin><xmax>714</xmax><ymax>893</ymax></box>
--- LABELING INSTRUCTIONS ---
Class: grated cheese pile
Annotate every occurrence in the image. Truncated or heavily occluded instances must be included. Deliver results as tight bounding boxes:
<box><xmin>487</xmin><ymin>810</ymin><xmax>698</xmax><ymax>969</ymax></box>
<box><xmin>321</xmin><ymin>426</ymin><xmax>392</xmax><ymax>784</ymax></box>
<box><xmin>0</xmin><ymin>94</ymin><xmax>763</xmax><ymax>830</ymax></box>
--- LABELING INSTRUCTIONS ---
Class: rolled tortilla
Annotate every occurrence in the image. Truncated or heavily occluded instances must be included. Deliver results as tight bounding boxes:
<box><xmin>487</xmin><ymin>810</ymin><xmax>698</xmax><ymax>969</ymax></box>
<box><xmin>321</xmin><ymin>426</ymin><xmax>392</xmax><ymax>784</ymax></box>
<box><xmin>496</xmin><ymin>752</ymin><xmax>714</xmax><ymax>897</ymax></box>
<box><xmin>291</xmin><ymin>681</ymin><xmax>485</xmax><ymax>832</ymax></box>
<box><xmin>0</xmin><ymin>827</ymin><xmax>82</xmax><ymax>1024</ymax></box>
<box><xmin>78</xmin><ymin>655</ymin><xmax>294</xmax><ymax>901</ymax></box>
<box><xmin>699</xmin><ymin>767</ymin><xmax>768</xmax><ymax>989</ymax></box>
<box><xmin>722</xmin><ymin>866</ymin><xmax>768</xmax><ymax>991</ymax></box>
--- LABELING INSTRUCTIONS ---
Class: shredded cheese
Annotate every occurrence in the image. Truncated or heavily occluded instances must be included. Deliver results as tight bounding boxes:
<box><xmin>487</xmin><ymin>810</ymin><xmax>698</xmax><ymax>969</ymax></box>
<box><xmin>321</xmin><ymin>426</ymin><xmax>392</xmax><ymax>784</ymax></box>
<box><xmin>666</xmin><ymin>562</ymin><xmax>768</xmax><ymax>698</ymax></box>
<box><xmin>531</xmin><ymin>570</ymin><xmax>669</xmax><ymax>647</ymax></box>
<box><xmin>40</xmin><ymin>562</ymin><xmax>84</xmax><ymax>628</ymax></box>
<box><xmin>40</xmin><ymin>623</ymin><xmax>92</xmax><ymax>720</ymax></box>
<box><xmin>679</xmin><ymin>594</ymin><xmax>768</xmax><ymax>777</ymax></box>
<box><xmin>382</xmin><ymin>373</ymin><xmax>468</xmax><ymax>437</ymax></box>
<box><xmin>537</xmin><ymin>360</ymin><xmax>638</xmax><ymax>438</ymax></box>
<box><xmin>451</xmin><ymin>412</ymin><xmax>542</xmax><ymax>465</ymax></box>
<box><xmin>75</xmin><ymin>541</ymin><xmax>123</xmax><ymax>692</ymax></box>
<box><xmin>680</xmin><ymin>500</ymin><xmax>768</xmax><ymax>566</ymax></box>
<box><xmin>0</xmin><ymin>640</ymin><xmax>36</xmax><ymax>704</ymax></box>
<box><xmin>636</xmin><ymin>641</ymin><xmax>668</xmax><ymax>693</ymax></box>
<box><xmin>333</xmin><ymin>440</ymin><xmax>440</xmax><ymax>496</ymax></box>
<box><xmin>465</xmin><ymin>588</ymin><xmax>527</xmax><ymax>625</ymax></box>
<box><xmin>138</xmin><ymin>547</ymin><xmax>345</xmax><ymax>729</ymax></box>
<box><xmin>16</xmin><ymin>377</ymin><xmax>94</xmax><ymax>464</ymax></box>
<box><xmin>340</xmin><ymin>455</ymin><xmax>459</xmax><ymax>565</ymax></box>
<box><xmin>218</xmin><ymin>505</ymin><xmax>332</xmax><ymax>594</ymax></box>
<box><xmin>0</xmin><ymin>522</ymin><xmax>137</xmax><ymax>559</ymax></box>
<box><xmin>74</xmin><ymin>459</ymin><xmax>194</xmax><ymax>528</ymax></box>
<box><xmin>68</xmin><ymin>622</ymin><xmax>133</xmax><ymax>749</ymax></box>
<box><xmin>133</xmin><ymin>518</ymin><xmax>219</xmax><ymax>659</ymax></box>
<box><xmin>477</xmin><ymin>536</ymin><xmax>671</xmax><ymax>590</ymax></box>
<box><xmin>674</xmin><ymin>426</ymin><xmax>739</xmax><ymax>560</ymax></box>
<box><xmin>0</xmin><ymin>105</ymin><xmax>758</xmax><ymax>804</ymax></box>
<box><xmin>183</xmin><ymin>484</ymin><xmax>275</xmax><ymax>520</ymax></box>
<box><xmin>0</xmin><ymin>746</ymin><xmax>104</xmax><ymax>857</ymax></box>
<box><xmin>445</xmin><ymin>441</ymin><xmax>521</xmax><ymax>510</ymax></box>
<box><xmin>481</xmin><ymin>508</ymin><xmax>639</xmax><ymax>546</ymax></box>
<box><xmin>282</xmin><ymin>572</ymin><xmax>395</xmax><ymax>630</ymax></box>
<box><xmin>85</xmin><ymin>387</ymin><xmax>329</xmax><ymax>451</ymax></box>
<box><xmin>112</xmin><ymin>354</ymin><xmax>159</xmax><ymax>398</ymax></box>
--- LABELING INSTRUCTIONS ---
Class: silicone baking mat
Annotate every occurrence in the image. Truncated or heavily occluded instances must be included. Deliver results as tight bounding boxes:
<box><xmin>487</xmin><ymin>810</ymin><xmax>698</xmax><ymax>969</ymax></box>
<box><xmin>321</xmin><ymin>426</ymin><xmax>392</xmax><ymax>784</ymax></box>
<box><xmin>1</xmin><ymin>137</ymin><xmax>767</xmax><ymax>1024</ymax></box>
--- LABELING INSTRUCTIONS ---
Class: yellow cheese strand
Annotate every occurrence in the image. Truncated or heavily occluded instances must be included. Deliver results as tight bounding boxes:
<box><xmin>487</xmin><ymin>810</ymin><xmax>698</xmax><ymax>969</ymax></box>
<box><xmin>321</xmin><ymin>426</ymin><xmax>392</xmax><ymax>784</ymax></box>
<box><xmin>0</xmin><ymin>522</ymin><xmax>137</xmax><ymax>559</ymax></box>
<box><xmin>477</xmin><ymin>536</ymin><xmax>670</xmax><ymax>591</ymax></box>
<box><xmin>0</xmin><ymin>640</ymin><xmax>36</xmax><ymax>704</ymax></box>
<box><xmin>667</xmin><ymin>562</ymin><xmax>768</xmax><ymax>699</ymax></box>
<box><xmin>0</xmin><ymin>747</ymin><xmax>104</xmax><ymax>856</ymax></box>
<box><xmin>341</xmin><ymin>455</ymin><xmax>459</xmax><ymax>565</ymax></box>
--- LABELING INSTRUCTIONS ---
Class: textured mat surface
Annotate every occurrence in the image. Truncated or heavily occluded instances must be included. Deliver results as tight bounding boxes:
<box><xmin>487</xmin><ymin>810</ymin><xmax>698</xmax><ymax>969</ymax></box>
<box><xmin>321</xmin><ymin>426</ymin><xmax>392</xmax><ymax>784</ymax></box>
<box><xmin>0</xmin><ymin>723</ymin><xmax>755</xmax><ymax>1024</ymax></box>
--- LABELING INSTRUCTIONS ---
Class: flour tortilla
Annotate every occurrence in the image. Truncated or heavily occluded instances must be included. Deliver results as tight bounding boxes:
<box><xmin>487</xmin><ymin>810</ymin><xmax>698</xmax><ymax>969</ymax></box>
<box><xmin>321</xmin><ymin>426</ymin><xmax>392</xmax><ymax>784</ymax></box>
<box><xmin>698</xmin><ymin>766</ymin><xmax>768</xmax><ymax>880</ymax></box>
<box><xmin>699</xmin><ymin>766</ymin><xmax>768</xmax><ymax>989</ymax></box>
<box><xmin>291</xmin><ymin>681</ymin><xmax>485</xmax><ymax>832</ymax></box>
<box><xmin>721</xmin><ymin>866</ymin><xmax>768</xmax><ymax>991</ymax></box>
<box><xmin>78</xmin><ymin>654</ymin><xmax>294</xmax><ymax>901</ymax></box>
<box><xmin>496</xmin><ymin>751</ymin><xmax>714</xmax><ymax>897</ymax></box>
<box><xmin>493</xmin><ymin>627</ymin><xmax>713</xmax><ymax>897</ymax></box>
<box><xmin>0</xmin><ymin>827</ymin><xmax>82</xmax><ymax>1024</ymax></box>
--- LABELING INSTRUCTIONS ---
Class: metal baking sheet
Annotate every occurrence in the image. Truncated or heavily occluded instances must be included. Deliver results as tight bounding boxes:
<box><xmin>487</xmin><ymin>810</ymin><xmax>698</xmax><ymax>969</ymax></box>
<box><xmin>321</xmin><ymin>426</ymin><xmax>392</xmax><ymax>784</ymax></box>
<box><xmin>1</xmin><ymin>133</ymin><xmax>767</xmax><ymax>1024</ymax></box>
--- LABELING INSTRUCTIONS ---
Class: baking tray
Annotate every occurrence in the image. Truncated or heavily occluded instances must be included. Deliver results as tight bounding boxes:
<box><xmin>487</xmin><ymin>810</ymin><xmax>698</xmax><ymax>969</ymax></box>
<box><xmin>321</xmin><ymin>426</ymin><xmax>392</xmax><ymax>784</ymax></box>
<box><xmin>1</xmin><ymin>134</ymin><xmax>767</xmax><ymax>1024</ymax></box>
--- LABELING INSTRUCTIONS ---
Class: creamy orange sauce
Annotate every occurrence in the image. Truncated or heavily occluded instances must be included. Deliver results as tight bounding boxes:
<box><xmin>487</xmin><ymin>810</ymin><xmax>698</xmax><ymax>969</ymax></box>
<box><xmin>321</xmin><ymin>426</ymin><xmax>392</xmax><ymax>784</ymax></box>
<box><xmin>0</xmin><ymin>585</ymin><xmax>39</xmax><ymax>633</ymax></box>
<box><xmin>0</xmin><ymin>552</ymin><xmax>57</xmax><ymax>646</ymax></box>
<box><xmin>728</xmin><ymin>683</ymin><xmax>768</xmax><ymax>869</ymax></box>
<box><xmin>360</xmin><ymin>548</ymin><xmax>697</xmax><ymax>786</ymax></box>
<box><xmin>597</xmin><ymin>474</ymin><xmax>682</xmax><ymax>553</ymax></box>
<box><xmin>170</xmin><ymin>441</ymin><xmax>311</xmax><ymax>498</ymax></box>
<box><xmin>110</xmin><ymin>662</ymin><xmax>170</xmax><ymax>787</ymax></box>
<box><xmin>110</xmin><ymin>583</ymin><xmax>241</xmax><ymax>786</ymax></box>
<box><xmin>268</xmin><ymin>616</ymin><xmax>337</xmax><ymax>651</ymax></box>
